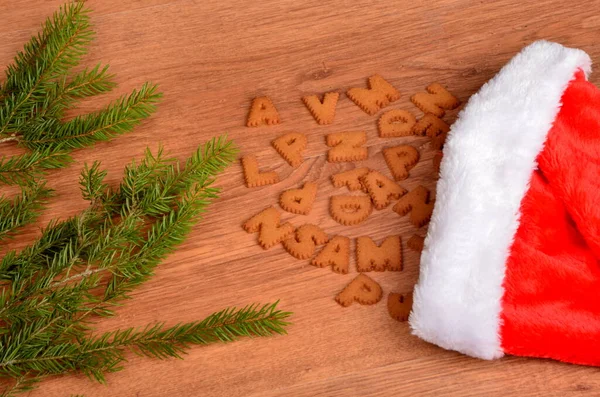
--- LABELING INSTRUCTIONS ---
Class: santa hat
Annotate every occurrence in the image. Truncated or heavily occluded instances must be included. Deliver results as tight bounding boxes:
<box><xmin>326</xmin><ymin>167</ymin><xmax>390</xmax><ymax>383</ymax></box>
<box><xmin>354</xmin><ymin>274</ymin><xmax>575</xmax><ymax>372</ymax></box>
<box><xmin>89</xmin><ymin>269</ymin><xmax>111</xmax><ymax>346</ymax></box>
<box><xmin>409</xmin><ymin>41</ymin><xmax>600</xmax><ymax>366</ymax></box>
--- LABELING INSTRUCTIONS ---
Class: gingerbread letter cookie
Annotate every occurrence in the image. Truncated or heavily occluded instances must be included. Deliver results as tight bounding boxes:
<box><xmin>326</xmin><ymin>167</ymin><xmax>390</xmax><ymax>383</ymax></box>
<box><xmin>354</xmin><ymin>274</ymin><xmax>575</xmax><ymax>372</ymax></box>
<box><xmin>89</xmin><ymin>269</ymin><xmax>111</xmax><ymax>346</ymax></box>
<box><xmin>347</xmin><ymin>75</ymin><xmax>400</xmax><ymax>115</ymax></box>
<box><xmin>335</xmin><ymin>274</ymin><xmax>383</xmax><ymax>307</ymax></box>
<box><xmin>361</xmin><ymin>170</ymin><xmax>406</xmax><ymax>210</ymax></box>
<box><xmin>412</xmin><ymin>113</ymin><xmax>450</xmax><ymax>139</ymax></box>
<box><xmin>407</xmin><ymin>234</ymin><xmax>425</xmax><ymax>253</ymax></box>
<box><xmin>243</xmin><ymin>207</ymin><xmax>294</xmax><ymax>249</ymax></box>
<box><xmin>378</xmin><ymin>109</ymin><xmax>417</xmax><ymax>137</ymax></box>
<box><xmin>331</xmin><ymin>167</ymin><xmax>369</xmax><ymax>192</ymax></box>
<box><xmin>241</xmin><ymin>155</ymin><xmax>279</xmax><ymax>188</ymax></box>
<box><xmin>432</xmin><ymin>152</ymin><xmax>443</xmax><ymax>173</ymax></box>
<box><xmin>279</xmin><ymin>181</ymin><xmax>318</xmax><ymax>215</ymax></box>
<box><xmin>326</xmin><ymin>131</ymin><xmax>368</xmax><ymax>162</ymax></box>
<box><xmin>283</xmin><ymin>224</ymin><xmax>329</xmax><ymax>259</ymax></box>
<box><xmin>393</xmin><ymin>186</ymin><xmax>434</xmax><ymax>228</ymax></box>
<box><xmin>411</xmin><ymin>83</ymin><xmax>459</xmax><ymax>118</ymax></box>
<box><xmin>330</xmin><ymin>195</ymin><xmax>373</xmax><ymax>226</ymax></box>
<box><xmin>247</xmin><ymin>97</ymin><xmax>281</xmax><ymax>127</ymax></box>
<box><xmin>387</xmin><ymin>291</ymin><xmax>413</xmax><ymax>322</ymax></box>
<box><xmin>383</xmin><ymin>145</ymin><xmax>419</xmax><ymax>181</ymax></box>
<box><xmin>356</xmin><ymin>235</ymin><xmax>402</xmax><ymax>272</ymax></box>
<box><xmin>312</xmin><ymin>235</ymin><xmax>350</xmax><ymax>274</ymax></box>
<box><xmin>302</xmin><ymin>92</ymin><xmax>339</xmax><ymax>125</ymax></box>
<box><xmin>272</xmin><ymin>132</ymin><xmax>307</xmax><ymax>168</ymax></box>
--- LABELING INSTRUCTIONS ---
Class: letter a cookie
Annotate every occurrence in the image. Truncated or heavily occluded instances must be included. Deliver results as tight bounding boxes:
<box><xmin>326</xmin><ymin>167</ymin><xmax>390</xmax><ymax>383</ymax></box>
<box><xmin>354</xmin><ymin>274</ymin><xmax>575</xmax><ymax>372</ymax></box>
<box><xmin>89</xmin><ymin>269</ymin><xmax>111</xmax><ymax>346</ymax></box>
<box><xmin>412</xmin><ymin>113</ymin><xmax>450</xmax><ymax>138</ymax></box>
<box><xmin>411</xmin><ymin>83</ymin><xmax>460</xmax><ymax>117</ymax></box>
<box><xmin>243</xmin><ymin>207</ymin><xmax>294</xmax><ymax>249</ymax></box>
<box><xmin>279</xmin><ymin>182</ymin><xmax>318</xmax><ymax>215</ymax></box>
<box><xmin>272</xmin><ymin>132</ymin><xmax>307</xmax><ymax>168</ymax></box>
<box><xmin>347</xmin><ymin>75</ymin><xmax>400</xmax><ymax>115</ymax></box>
<box><xmin>393</xmin><ymin>186</ymin><xmax>435</xmax><ymax>227</ymax></box>
<box><xmin>247</xmin><ymin>97</ymin><xmax>281</xmax><ymax>127</ymax></box>
<box><xmin>361</xmin><ymin>170</ymin><xmax>406</xmax><ymax>210</ymax></box>
<box><xmin>335</xmin><ymin>274</ymin><xmax>383</xmax><ymax>307</ymax></box>
<box><xmin>326</xmin><ymin>131</ymin><xmax>368</xmax><ymax>162</ymax></box>
<box><xmin>312</xmin><ymin>235</ymin><xmax>351</xmax><ymax>274</ymax></box>
<box><xmin>356</xmin><ymin>235</ymin><xmax>402</xmax><ymax>272</ymax></box>
<box><xmin>302</xmin><ymin>92</ymin><xmax>339</xmax><ymax>125</ymax></box>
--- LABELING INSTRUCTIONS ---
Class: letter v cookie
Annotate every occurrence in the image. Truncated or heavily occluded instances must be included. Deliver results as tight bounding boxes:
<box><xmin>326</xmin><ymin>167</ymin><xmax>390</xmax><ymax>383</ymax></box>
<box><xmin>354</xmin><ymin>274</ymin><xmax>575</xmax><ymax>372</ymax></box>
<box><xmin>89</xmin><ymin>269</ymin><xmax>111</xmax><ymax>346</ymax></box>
<box><xmin>393</xmin><ymin>185</ymin><xmax>435</xmax><ymax>227</ymax></box>
<box><xmin>347</xmin><ymin>75</ymin><xmax>400</xmax><ymax>115</ymax></box>
<box><xmin>331</xmin><ymin>167</ymin><xmax>370</xmax><ymax>192</ymax></box>
<box><xmin>241</xmin><ymin>155</ymin><xmax>279</xmax><ymax>187</ymax></box>
<box><xmin>243</xmin><ymin>207</ymin><xmax>294</xmax><ymax>249</ymax></box>
<box><xmin>326</xmin><ymin>131</ymin><xmax>368</xmax><ymax>162</ymax></box>
<box><xmin>283</xmin><ymin>224</ymin><xmax>329</xmax><ymax>259</ymax></box>
<box><xmin>272</xmin><ymin>132</ymin><xmax>307</xmax><ymax>168</ymax></box>
<box><xmin>361</xmin><ymin>170</ymin><xmax>406</xmax><ymax>210</ymax></box>
<box><xmin>312</xmin><ymin>235</ymin><xmax>350</xmax><ymax>274</ymax></box>
<box><xmin>247</xmin><ymin>96</ymin><xmax>281</xmax><ymax>127</ymax></box>
<box><xmin>411</xmin><ymin>83</ymin><xmax>460</xmax><ymax>117</ymax></box>
<box><xmin>383</xmin><ymin>145</ymin><xmax>420</xmax><ymax>181</ymax></box>
<box><xmin>335</xmin><ymin>274</ymin><xmax>383</xmax><ymax>307</ymax></box>
<box><xmin>279</xmin><ymin>182</ymin><xmax>318</xmax><ymax>215</ymax></box>
<box><xmin>302</xmin><ymin>92</ymin><xmax>339</xmax><ymax>125</ymax></box>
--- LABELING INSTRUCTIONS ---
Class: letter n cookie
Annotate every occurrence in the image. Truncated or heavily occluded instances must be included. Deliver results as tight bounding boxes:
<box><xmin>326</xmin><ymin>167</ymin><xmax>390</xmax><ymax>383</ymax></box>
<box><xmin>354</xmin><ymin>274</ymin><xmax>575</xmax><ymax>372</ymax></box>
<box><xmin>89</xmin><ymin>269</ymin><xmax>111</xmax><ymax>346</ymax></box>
<box><xmin>356</xmin><ymin>235</ymin><xmax>402</xmax><ymax>272</ymax></box>
<box><xmin>247</xmin><ymin>97</ymin><xmax>280</xmax><ymax>127</ymax></box>
<box><xmin>243</xmin><ymin>207</ymin><xmax>294</xmax><ymax>249</ymax></box>
<box><xmin>326</xmin><ymin>131</ymin><xmax>368</xmax><ymax>162</ymax></box>
<box><xmin>241</xmin><ymin>155</ymin><xmax>279</xmax><ymax>188</ymax></box>
<box><xmin>347</xmin><ymin>75</ymin><xmax>400</xmax><ymax>115</ymax></box>
<box><xmin>387</xmin><ymin>292</ymin><xmax>413</xmax><ymax>322</ymax></box>
<box><xmin>302</xmin><ymin>92</ymin><xmax>339</xmax><ymax>125</ymax></box>
<box><xmin>330</xmin><ymin>195</ymin><xmax>372</xmax><ymax>226</ymax></box>
<box><xmin>361</xmin><ymin>170</ymin><xmax>406</xmax><ymax>210</ymax></box>
<box><xmin>272</xmin><ymin>132</ymin><xmax>307</xmax><ymax>168</ymax></box>
<box><xmin>412</xmin><ymin>113</ymin><xmax>450</xmax><ymax>139</ymax></box>
<box><xmin>279</xmin><ymin>182</ymin><xmax>318</xmax><ymax>215</ymax></box>
<box><xmin>331</xmin><ymin>168</ymin><xmax>370</xmax><ymax>192</ymax></box>
<box><xmin>312</xmin><ymin>235</ymin><xmax>350</xmax><ymax>274</ymax></box>
<box><xmin>411</xmin><ymin>83</ymin><xmax>460</xmax><ymax>117</ymax></box>
<box><xmin>393</xmin><ymin>186</ymin><xmax>434</xmax><ymax>227</ymax></box>
<box><xmin>283</xmin><ymin>224</ymin><xmax>328</xmax><ymax>259</ymax></box>
<box><xmin>383</xmin><ymin>145</ymin><xmax>420</xmax><ymax>181</ymax></box>
<box><xmin>378</xmin><ymin>109</ymin><xmax>417</xmax><ymax>137</ymax></box>
<box><xmin>335</xmin><ymin>274</ymin><xmax>383</xmax><ymax>307</ymax></box>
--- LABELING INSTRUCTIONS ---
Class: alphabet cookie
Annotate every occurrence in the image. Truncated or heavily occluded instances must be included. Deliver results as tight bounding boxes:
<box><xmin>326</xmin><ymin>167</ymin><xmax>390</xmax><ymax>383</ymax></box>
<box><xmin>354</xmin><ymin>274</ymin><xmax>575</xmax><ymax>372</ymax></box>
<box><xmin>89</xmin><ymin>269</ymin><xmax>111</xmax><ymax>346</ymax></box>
<box><xmin>243</xmin><ymin>207</ymin><xmax>294</xmax><ymax>249</ymax></box>
<box><xmin>241</xmin><ymin>155</ymin><xmax>279</xmax><ymax>187</ymax></box>
<box><xmin>412</xmin><ymin>113</ymin><xmax>450</xmax><ymax>139</ymax></box>
<box><xmin>326</xmin><ymin>131</ymin><xmax>368</xmax><ymax>162</ymax></box>
<box><xmin>335</xmin><ymin>274</ymin><xmax>383</xmax><ymax>307</ymax></box>
<box><xmin>272</xmin><ymin>132</ymin><xmax>307</xmax><ymax>168</ymax></box>
<box><xmin>247</xmin><ymin>96</ymin><xmax>281</xmax><ymax>127</ymax></box>
<box><xmin>356</xmin><ymin>235</ymin><xmax>402</xmax><ymax>272</ymax></box>
<box><xmin>279</xmin><ymin>182</ymin><xmax>318</xmax><ymax>215</ymax></box>
<box><xmin>283</xmin><ymin>224</ymin><xmax>329</xmax><ymax>259</ymax></box>
<box><xmin>330</xmin><ymin>195</ymin><xmax>373</xmax><ymax>226</ymax></box>
<box><xmin>407</xmin><ymin>234</ymin><xmax>425</xmax><ymax>252</ymax></box>
<box><xmin>411</xmin><ymin>83</ymin><xmax>459</xmax><ymax>118</ymax></box>
<box><xmin>387</xmin><ymin>291</ymin><xmax>413</xmax><ymax>322</ymax></box>
<box><xmin>312</xmin><ymin>235</ymin><xmax>351</xmax><ymax>274</ymax></box>
<box><xmin>331</xmin><ymin>168</ymin><xmax>370</xmax><ymax>192</ymax></box>
<box><xmin>383</xmin><ymin>145</ymin><xmax>420</xmax><ymax>181</ymax></box>
<box><xmin>347</xmin><ymin>75</ymin><xmax>401</xmax><ymax>115</ymax></box>
<box><xmin>378</xmin><ymin>109</ymin><xmax>417</xmax><ymax>137</ymax></box>
<box><xmin>393</xmin><ymin>186</ymin><xmax>434</xmax><ymax>227</ymax></box>
<box><xmin>361</xmin><ymin>170</ymin><xmax>406</xmax><ymax>210</ymax></box>
<box><xmin>433</xmin><ymin>152</ymin><xmax>443</xmax><ymax>173</ymax></box>
<box><xmin>302</xmin><ymin>92</ymin><xmax>339</xmax><ymax>125</ymax></box>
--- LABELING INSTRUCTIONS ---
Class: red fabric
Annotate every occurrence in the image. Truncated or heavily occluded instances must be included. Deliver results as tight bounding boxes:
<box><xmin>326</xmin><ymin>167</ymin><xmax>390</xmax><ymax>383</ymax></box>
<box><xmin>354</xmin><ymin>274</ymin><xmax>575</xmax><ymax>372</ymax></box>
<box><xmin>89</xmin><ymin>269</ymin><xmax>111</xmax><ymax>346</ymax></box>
<box><xmin>500</xmin><ymin>71</ymin><xmax>600</xmax><ymax>366</ymax></box>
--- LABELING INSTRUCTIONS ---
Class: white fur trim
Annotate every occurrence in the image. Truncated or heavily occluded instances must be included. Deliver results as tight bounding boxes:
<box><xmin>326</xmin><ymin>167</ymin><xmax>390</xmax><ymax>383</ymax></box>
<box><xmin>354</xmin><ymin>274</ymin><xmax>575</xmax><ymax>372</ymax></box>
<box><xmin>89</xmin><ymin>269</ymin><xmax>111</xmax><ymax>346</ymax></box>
<box><xmin>409</xmin><ymin>41</ymin><xmax>591</xmax><ymax>360</ymax></box>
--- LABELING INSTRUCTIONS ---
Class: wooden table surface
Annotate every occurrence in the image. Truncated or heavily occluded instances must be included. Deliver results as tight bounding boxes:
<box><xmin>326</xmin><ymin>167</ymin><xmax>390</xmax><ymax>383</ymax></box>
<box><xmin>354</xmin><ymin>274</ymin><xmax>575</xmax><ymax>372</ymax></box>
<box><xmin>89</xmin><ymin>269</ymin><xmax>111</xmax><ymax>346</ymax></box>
<box><xmin>2</xmin><ymin>0</ymin><xmax>600</xmax><ymax>396</ymax></box>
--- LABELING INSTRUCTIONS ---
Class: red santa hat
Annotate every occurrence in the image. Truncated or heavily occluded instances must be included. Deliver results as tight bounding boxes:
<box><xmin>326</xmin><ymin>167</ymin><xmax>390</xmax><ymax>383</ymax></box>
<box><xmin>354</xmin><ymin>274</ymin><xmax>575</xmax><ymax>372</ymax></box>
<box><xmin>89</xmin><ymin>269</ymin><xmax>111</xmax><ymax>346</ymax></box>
<box><xmin>409</xmin><ymin>40</ymin><xmax>600</xmax><ymax>366</ymax></box>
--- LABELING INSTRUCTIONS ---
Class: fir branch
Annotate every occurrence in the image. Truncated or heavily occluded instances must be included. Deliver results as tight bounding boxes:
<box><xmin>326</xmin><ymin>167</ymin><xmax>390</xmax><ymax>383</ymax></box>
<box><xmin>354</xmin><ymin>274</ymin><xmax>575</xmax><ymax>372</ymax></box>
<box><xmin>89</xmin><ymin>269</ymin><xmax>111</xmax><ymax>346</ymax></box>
<box><xmin>0</xmin><ymin>148</ymin><xmax>72</xmax><ymax>186</ymax></box>
<box><xmin>0</xmin><ymin>184</ymin><xmax>53</xmax><ymax>243</ymax></box>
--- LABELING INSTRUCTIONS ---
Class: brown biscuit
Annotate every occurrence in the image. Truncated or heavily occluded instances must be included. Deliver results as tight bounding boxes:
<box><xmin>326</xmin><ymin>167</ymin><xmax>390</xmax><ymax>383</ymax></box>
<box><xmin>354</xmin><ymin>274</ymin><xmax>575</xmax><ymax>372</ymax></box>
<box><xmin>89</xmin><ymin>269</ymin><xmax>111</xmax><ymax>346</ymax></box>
<box><xmin>241</xmin><ymin>155</ymin><xmax>279</xmax><ymax>188</ymax></box>
<box><xmin>356</xmin><ymin>235</ymin><xmax>402</xmax><ymax>272</ymax></box>
<box><xmin>283</xmin><ymin>224</ymin><xmax>329</xmax><ymax>259</ymax></box>
<box><xmin>433</xmin><ymin>152</ymin><xmax>443</xmax><ymax>174</ymax></box>
<box><xmin>312</xmin><ymin>235</ymin><xmax>350</xmax><ymax>274</ymax></box>
<box><xmin>331</xmin><ymin>167</ymin><xmax>370</xmax><ymax>192</ymax></box>
<box><xmin>326</xmin><ymin>131</ymin><xmax>368</xmax><ymax>162</ymax></box>
<box><xmin>412</xmin><ymin>113</ymin><xmax>450</xmax><ymax>138</ymax></box>
<box><xmin>378</xmin><ymin>109</ymin><xmax>417</xmax><ymax>137</ymax></box>
<box><xmin>361</xmin><ymin>170</ymin><xmax>407</xmax><ymax>210</ymax></box>
<box><xmin>243</xmin><ymin>207</ymin><xmax>294</xmax><ymax>249</ymax></box>
<box><xmin>279</xmin><ymin>181</ymin><xmax>318</xmax><ymax>215</ymax></box>
<box><xmin>272</xmin><ymin>132</ymin><xmax>307</xmax><ymax>168</ymax></box>
<box><xmin>383</xmin><ymin>145</ymin><xmax>420</xmax><ymax>181</ymax></box>
<box><xmin>407</xmin><ymin>234</ymin><xmax>425</xmax><ymax>252</ymax></box>
<box><xmin>393</xmin><ymin>186</ymin><xmax>435</xmax><ymax>228</ymax></box>
<box><xmin>387</xmin><ymin>291</ymin><xmax>413</xmax><ymax>322</ymax></box>
<box><xmin>330</xmin><ymin>195</ymin><xmax>373</xmax><ymax>226</ymax></box>
<box><xmin>302</xmin><ymin>92</ymin><xmax>339</xmax><ymax>125</ymax></box>
<box><xmin>410</xmin><ymin>83</ymin><xmax>460</xmax><ymax>118</ymax></box>
<box><xmin>247</xmin><ymin>97</ymin><xmax>281</xmax><ymax>127</ymax></box>
<box><xmin>335</xmin><ymin>274</ymin><xmax>383</xmax><ymax>307</ymax></box>
<box><xmin>347</xmin><ymin>75</ymin><xmax>401</xmax><ymax>115</ymax></box>
<box><xmin>430</xmin><ymin>131</ymin><xmax>448</xmax><ymax>151</ymax></box>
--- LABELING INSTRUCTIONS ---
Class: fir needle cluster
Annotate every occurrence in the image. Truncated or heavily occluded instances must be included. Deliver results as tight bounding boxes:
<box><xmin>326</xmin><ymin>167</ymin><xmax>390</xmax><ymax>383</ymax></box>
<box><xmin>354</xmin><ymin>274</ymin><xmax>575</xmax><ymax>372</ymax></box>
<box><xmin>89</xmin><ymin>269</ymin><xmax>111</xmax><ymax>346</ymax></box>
<box><xmin>0</xmin><ymin>3</ymin><xmax>291</xmax><ymax>396</ymax></box>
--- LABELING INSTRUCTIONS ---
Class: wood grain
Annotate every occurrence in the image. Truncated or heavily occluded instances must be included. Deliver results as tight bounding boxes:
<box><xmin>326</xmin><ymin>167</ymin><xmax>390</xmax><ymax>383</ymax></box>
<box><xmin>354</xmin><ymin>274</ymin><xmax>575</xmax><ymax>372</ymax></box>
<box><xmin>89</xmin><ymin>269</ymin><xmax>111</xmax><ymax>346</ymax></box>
<box><xmin>1</xmin><ymin>0</ymin><xmax>600</xmax><ymax>396</ymax></box>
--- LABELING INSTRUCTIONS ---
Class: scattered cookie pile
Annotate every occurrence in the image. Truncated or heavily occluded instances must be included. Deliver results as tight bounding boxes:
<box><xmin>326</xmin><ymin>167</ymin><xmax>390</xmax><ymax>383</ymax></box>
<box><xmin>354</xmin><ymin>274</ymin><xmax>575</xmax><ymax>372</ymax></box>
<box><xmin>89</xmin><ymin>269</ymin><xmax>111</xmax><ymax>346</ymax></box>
<box><xmin>241</xmin><ymin>75</ymin><xmax>459</xmax><ymax>321</ymax></box>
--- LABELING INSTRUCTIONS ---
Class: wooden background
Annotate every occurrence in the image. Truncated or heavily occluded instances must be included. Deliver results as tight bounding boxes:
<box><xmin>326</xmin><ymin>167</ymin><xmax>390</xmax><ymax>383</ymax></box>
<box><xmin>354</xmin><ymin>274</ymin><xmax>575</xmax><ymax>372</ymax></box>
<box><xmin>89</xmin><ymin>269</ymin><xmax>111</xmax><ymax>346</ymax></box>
<box><xmin>1</xmin><ymin>0</ymin><xmax>600</xmax><ymax>395</ymax></box>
